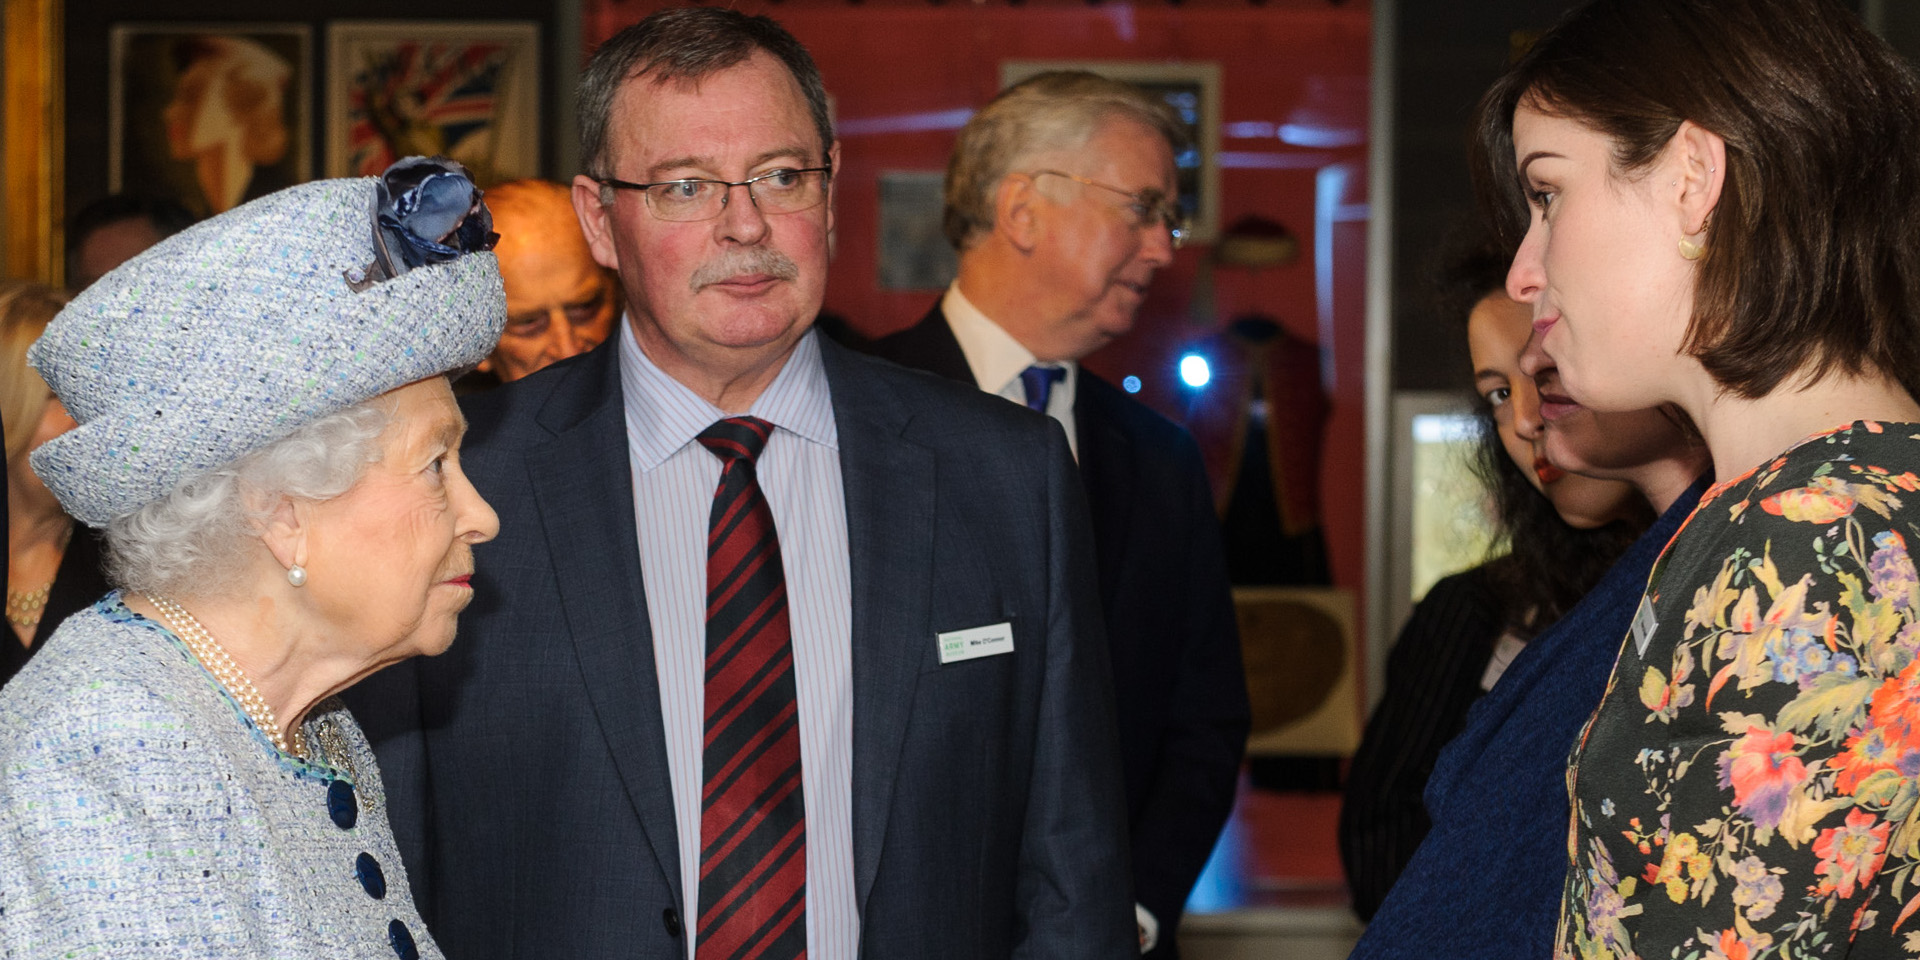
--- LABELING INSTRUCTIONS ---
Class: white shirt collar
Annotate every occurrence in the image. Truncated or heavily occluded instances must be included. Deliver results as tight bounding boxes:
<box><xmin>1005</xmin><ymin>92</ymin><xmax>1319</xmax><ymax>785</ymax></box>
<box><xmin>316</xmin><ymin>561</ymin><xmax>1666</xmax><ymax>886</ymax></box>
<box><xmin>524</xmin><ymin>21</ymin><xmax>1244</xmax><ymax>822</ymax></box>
<box><xmin>940</xmin><ymin>283</ymin><xmax>1079</xmax><ymax>457</ymax></box>
<box><xmin>617</xmin><ymin>316</ymin><xmax>839</xmax><ymax>474</ymax></box>
<box><xmin>942</xmin><ymin>283</ymin><xmax>1076</xmax><ymax>394</ymax></box>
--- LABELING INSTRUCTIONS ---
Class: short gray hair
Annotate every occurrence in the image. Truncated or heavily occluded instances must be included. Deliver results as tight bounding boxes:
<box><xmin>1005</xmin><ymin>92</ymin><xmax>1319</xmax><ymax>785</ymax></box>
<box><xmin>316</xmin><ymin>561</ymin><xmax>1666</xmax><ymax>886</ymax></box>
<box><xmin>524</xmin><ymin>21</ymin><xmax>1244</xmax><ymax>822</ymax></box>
<box><xmin>104</xmin><ymin>400</ymin><xmax>391</xmax><ymax>598</ymax></box>
<box><xmin>945</xmin><ymin>71</ymin><xmax>1186</xmax><ymax>251</ymax></box>
<box><xmin>579</xmin><ymin>7</ymin><xmax>834</xmax><ymax>192</ymax></box>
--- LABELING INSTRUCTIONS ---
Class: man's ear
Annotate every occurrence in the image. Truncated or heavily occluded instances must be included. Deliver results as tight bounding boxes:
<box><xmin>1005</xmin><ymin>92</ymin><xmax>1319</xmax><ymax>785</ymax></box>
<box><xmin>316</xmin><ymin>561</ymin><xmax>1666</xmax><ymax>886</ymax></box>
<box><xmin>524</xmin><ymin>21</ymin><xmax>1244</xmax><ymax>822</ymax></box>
<box><xmin>1672</xmin><ymin>120</ymin><xmax>1726</xmax><ymax>237</ymax></box>
<box><xmin>825</xmin><ymin>140</ymin><xmax>843</xmax><ymax>235</ymax></box>
<box><xmin>571</xmin><ymin>175</ymin><xmax>621</xmax><ymax>271</ymax></box>
<box><xmin>993</xmin><ymin>174</ymin><xmax>1043</xmax><ymax>254</ymax></box>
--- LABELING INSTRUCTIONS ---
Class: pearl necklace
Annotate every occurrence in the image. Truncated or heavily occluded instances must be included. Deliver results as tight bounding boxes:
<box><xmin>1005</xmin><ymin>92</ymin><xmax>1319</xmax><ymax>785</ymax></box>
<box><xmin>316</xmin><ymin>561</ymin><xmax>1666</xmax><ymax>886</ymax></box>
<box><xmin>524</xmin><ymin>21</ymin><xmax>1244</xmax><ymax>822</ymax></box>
<box><xmin>146</xmin><ymin>594</ymin><xmax>305</xmax><ymax>758</ymax></box>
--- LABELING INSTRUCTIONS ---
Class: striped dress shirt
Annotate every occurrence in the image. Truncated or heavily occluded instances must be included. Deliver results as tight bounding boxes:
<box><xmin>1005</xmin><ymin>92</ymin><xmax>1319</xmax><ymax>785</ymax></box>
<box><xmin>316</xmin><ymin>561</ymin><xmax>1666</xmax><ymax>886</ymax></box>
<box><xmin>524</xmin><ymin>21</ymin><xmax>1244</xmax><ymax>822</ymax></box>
<box><xmin>618</xmin><ymin>322</ymin><xmax>857</xmax><ymax>960</ymax></box>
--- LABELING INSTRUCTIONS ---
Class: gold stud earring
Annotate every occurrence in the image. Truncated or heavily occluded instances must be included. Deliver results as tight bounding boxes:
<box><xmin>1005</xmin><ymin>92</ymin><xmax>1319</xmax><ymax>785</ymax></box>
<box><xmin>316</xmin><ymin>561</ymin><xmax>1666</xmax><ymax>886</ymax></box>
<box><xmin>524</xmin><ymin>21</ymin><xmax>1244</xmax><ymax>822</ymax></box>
<box><xmin>1678</xmin><ymin>237</ymin><xmax>1705</xmax><ymax>261</ymax></box>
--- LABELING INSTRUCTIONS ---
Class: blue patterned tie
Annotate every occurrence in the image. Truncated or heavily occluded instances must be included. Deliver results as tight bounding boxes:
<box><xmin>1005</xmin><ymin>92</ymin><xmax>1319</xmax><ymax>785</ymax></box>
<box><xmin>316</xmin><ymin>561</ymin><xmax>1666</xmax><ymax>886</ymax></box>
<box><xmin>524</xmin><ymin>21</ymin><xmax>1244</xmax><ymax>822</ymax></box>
<box><xmin>1020</xmin><ymin>364</ymin><xmax>1066</xmax><ymax>413</ymax></box>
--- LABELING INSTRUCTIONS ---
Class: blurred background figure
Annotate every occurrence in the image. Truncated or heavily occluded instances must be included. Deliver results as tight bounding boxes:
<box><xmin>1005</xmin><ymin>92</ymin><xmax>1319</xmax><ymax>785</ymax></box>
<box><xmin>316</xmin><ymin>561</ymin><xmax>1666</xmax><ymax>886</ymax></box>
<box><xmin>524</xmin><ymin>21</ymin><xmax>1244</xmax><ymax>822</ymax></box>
<box><xmin>65</xmin><ymin>195</ymin><xmax>197</xmax><ymax>292</ymax></box>
<box><xmin>0</xmin><ymin>279</ymin><xmax>97</xmax><ymax>688</ymax></box>
<box><xmin>465</xmin><ymin>178</ymin><xmax>618</xmax><ymax>389</ymax></box>
<box><xmin>863</xmin><ymin>70</ymin><xmax>1247</xmax><ymax>958</ymax></box>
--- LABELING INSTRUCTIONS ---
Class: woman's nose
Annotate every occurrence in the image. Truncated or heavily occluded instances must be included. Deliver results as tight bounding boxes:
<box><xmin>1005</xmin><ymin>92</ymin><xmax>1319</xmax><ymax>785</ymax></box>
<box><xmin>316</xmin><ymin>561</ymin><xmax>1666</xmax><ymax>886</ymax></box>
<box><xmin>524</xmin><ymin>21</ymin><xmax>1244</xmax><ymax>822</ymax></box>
<box><xmin>1507</xmin><ymin>220</ymin><xmax>1546</xmax><ymax>304</ymax></box>
<box><xmin>1511</xmin><ymin>377</ymin><xmax>1546</xmax><ymax>442</ymax></box>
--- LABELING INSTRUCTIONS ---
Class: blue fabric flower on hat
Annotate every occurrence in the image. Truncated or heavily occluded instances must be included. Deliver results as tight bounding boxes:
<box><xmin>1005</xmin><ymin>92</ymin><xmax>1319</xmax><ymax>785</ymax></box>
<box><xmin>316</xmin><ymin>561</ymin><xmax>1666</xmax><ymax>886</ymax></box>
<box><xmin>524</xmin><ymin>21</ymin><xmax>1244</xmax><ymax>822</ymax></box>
<box><xmin>352</xmin><ymin>155</ymin><xmax>499</xmax><ymax>290</ymax></box>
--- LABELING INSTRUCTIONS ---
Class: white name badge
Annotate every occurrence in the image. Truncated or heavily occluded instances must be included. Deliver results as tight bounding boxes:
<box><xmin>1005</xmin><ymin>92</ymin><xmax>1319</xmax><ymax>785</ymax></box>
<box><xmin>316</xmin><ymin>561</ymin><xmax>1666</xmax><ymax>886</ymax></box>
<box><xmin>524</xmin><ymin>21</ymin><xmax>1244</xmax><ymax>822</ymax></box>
<box><xmin>1632</xmin><ymin>596</ymin><xmax>1660</xmax><ymax>659</ymax></box>
<box><xmin>938</xmin><ymin>622</ymin><xmax>1015</xmax><ymax>664</ymax></box>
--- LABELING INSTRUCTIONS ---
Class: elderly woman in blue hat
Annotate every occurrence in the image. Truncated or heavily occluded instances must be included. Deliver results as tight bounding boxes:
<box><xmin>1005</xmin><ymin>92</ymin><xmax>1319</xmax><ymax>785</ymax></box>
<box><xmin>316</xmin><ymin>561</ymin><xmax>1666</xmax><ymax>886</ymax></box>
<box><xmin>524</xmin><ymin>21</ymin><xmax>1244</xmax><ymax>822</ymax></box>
<box><xmin>0</xmin><ymin>158</ymin><xmax>503</xmax><ymax>959</ymax></box>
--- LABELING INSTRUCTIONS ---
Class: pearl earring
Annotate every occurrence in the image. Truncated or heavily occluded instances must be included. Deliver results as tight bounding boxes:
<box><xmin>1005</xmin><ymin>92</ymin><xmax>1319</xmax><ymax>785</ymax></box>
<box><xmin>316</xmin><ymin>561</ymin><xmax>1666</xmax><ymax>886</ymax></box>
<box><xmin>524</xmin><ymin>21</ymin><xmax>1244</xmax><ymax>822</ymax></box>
<box><xmin>287</xmin><ymin>564</ymin><xmax>307</xmax><ymax>587</ymax></box>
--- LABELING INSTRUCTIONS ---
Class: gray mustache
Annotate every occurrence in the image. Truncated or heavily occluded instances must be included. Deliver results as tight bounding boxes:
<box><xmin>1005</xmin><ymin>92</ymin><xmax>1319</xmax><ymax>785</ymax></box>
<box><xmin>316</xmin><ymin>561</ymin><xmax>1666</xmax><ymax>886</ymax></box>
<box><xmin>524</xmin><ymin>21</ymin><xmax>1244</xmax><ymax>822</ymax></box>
<box><xmin>689</xmin><ymin>248</ymin><xmax>800</xmax><ymax>291</ymax></box>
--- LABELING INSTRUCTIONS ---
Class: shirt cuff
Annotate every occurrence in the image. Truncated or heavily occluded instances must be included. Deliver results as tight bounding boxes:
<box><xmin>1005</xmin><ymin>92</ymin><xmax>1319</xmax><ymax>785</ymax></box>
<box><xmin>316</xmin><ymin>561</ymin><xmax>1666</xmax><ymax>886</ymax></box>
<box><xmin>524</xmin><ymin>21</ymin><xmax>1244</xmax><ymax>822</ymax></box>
<box><xmin>1136</xmin><ymin>902</ymin><xmax>1159</xmax><ymax>954</ymax></box>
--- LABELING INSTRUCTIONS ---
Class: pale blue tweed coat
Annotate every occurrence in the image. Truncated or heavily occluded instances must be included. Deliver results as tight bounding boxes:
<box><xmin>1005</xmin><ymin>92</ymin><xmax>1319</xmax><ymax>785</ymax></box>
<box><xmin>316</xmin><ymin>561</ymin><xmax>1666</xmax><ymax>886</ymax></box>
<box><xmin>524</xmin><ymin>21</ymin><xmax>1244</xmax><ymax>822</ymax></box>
<box><xmin>0</xmin><ymin>596</ymin><xmax>442</xmax><ymax>959</ymax></box>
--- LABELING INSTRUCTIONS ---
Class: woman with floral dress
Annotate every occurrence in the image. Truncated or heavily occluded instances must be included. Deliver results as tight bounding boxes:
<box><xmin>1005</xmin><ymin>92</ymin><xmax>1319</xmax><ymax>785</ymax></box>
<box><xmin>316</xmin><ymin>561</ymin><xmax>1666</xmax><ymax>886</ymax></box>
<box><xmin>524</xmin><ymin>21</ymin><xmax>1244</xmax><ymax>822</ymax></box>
<box><xmin>1473</xmin><ymin>0</ymin><xmax>1920</xmax><ymax>956</ymax></box>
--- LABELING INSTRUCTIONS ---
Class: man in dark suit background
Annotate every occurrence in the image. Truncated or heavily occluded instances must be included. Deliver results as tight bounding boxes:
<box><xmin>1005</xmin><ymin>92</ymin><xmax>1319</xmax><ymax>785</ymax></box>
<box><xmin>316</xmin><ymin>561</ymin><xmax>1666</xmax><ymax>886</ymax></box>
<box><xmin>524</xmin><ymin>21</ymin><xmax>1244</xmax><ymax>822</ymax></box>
<box><xmin>349</xmin><ymin>11</ymin><xmax>1132</xmax><ymax>959</ymax></box>
<box><xmin>862</xmin><ymin>72</ymin><xmax>1250</xmax><ymax>958</ymax></box>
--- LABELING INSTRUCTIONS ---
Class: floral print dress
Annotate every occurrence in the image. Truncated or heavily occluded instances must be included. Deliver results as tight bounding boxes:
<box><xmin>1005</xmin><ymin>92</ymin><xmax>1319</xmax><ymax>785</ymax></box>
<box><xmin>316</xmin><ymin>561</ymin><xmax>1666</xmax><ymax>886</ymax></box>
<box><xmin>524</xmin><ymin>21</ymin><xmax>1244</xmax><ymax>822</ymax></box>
<box><xmin>1562</xmin><ymin>422</ymin><xmax>1920</xmax><ymax>960</ymax></box>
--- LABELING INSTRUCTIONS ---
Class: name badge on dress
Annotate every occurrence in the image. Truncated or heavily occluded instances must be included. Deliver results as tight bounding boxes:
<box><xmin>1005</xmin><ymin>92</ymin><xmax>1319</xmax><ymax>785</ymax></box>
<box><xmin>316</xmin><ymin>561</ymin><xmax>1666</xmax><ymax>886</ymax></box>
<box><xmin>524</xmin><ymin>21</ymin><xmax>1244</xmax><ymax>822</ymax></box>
<box><xmin>938</xmin><ymin>622</ymin><xmax>1015</xmax><ymax>664</ymax></box>
<box><xmin>1480</xmin><ymin>634</ymin><xmax>1529</xmax><ymax>691</ymax></box>
<box><xmin>1632</xmin><ymin>595</ymin><xmax>1660</xmax><ymax>659</ymax></box>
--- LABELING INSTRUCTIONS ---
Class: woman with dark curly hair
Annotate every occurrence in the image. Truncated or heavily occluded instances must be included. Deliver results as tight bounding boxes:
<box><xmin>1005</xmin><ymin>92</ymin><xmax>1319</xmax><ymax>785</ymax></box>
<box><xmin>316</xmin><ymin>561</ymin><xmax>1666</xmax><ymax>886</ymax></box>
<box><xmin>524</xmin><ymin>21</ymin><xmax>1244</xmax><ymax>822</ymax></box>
<box><xmin>1341</xmin><ymin>238</ymin><xmax>1708</xmax><ymax>930</ymax></box>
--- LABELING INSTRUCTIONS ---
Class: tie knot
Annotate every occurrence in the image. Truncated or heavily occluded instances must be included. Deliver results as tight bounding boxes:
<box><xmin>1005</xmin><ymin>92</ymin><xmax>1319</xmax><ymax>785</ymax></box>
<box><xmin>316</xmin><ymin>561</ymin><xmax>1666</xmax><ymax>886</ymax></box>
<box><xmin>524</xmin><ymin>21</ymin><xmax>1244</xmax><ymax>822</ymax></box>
<box><xmin>1019</xmin><ymin>365</ymin><xmax>1066</xmax><ymax>413</ymax></box>
<box><xmin>696</xmin><ymin>416</ymin><xmax>775</xmax><ymax>465</ymax></box>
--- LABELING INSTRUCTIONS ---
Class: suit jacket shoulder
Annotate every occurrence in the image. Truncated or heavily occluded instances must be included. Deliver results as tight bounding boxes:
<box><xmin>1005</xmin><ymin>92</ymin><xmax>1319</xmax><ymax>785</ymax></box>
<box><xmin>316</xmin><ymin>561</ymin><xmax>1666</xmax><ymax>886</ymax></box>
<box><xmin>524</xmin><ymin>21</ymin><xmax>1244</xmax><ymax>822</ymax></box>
<box><xmin>1075</xmin><ymin>369</ymin><xmax>1206</xmax><ymax>463</ymax></box>
<box><xmin>857</xmin><ymin>303</ymin><xmax>973</xmax><ymax>386</ymax></box>
<box><xmin>821</xmin><ymin>332</ymin><xmax>1054</xmax><ymax>447</ymax></box>
<box><xmin>457</xmin><ymin>336</ymin><xmax>619</xmax><ymax>451</ymax></box>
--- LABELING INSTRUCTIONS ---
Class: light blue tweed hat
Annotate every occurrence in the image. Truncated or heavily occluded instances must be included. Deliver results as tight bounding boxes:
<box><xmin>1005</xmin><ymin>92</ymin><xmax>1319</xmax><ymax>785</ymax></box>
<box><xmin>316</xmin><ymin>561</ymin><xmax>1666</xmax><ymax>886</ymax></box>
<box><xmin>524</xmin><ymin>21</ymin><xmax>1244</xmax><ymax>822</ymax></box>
<box><xmin>29</xmin><ymin>157</ymin><xmax>506</xmax><ymax>527</ymax></box>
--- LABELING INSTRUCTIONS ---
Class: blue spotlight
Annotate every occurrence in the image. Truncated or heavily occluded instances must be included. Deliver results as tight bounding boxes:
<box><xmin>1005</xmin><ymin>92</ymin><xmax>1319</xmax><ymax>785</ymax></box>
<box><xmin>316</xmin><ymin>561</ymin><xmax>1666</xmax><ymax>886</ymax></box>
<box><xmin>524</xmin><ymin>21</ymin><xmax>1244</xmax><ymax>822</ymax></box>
<box><xmin>1122</xmin><ymin>375</ymin><xmax>1142</xmax><ymax>394</ymax></box>
<box><xmin>1179</xmin><ymin>354</ymin><xmax>1211</xmax><ymax>389</ymax></box>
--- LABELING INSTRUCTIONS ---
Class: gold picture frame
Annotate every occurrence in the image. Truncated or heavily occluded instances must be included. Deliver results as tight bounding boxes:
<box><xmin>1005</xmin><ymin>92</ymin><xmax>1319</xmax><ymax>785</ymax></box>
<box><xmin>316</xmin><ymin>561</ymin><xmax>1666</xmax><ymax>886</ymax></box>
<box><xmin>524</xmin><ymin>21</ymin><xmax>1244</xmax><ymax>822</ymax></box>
<box><xmin>5</xmin><ymin>0</ymin><xmax>65</xmax><ymax>286</ymax></box>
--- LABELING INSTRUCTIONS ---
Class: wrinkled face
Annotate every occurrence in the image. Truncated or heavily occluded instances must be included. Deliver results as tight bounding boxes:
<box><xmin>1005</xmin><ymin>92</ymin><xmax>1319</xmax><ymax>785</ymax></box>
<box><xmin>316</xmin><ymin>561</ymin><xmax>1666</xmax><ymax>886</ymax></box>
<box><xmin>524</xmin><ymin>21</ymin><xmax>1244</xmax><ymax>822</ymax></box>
<box><xmin>1506</xmin><ymin>103</ymin><xmax>1695</xmax><ymax>413</ymax></box>
<box><xmin>576</xmin><ymin>52</ymin><xmax>836</xmax><ymax>374</ymax></box>
<box><xmin>1024</xmin><ymin>118</ymin><xmax>1178</xmax><ymax>362</ymax></box>
<box><xmin>491</xmin><ymin>197</ymin><xmax>618</xmax><ymax>382</ymax></box>
<box><xmin>1467</xmin><ymin>291</ymin><xmax>1639</xmax><ymax>529</ymax></box>
<box><xmin>302</xmin><ymin>378</ymin><xmax>498</xmax><ymax>661</ymax></box>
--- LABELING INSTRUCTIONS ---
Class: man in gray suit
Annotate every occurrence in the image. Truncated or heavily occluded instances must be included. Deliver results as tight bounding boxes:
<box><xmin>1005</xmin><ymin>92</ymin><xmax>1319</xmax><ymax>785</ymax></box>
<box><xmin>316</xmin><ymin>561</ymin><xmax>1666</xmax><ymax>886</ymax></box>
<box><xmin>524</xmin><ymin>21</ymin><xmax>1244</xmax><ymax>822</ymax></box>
<box><xmin>348</xmin><ymin>8</ymin><xmax>1133</xmax><ymax>960</ymax></box>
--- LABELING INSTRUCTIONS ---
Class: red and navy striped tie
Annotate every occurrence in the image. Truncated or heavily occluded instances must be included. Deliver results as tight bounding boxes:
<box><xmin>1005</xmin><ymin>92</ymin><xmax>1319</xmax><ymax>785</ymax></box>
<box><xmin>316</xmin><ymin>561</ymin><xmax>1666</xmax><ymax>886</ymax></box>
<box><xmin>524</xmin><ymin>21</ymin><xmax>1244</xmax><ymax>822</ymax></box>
<box><xmin>694</xmin><ymin>416</ymin><xmax>807</xmax><ymax>960</ymax></box>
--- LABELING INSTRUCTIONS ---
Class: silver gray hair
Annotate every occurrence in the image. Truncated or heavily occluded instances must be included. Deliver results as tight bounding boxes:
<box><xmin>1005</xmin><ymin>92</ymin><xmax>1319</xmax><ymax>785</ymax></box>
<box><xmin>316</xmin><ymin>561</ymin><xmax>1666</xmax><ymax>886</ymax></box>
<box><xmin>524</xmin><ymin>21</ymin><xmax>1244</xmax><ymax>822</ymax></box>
<box><xmin>104</xmin><ymin>400</ymin><xmax>391</xmax><ymax>598</ymax></box>
<box><xmin>944</xmin><ymin>71</ymin><xmax>1186</xmax><ymax>251</ymax></box>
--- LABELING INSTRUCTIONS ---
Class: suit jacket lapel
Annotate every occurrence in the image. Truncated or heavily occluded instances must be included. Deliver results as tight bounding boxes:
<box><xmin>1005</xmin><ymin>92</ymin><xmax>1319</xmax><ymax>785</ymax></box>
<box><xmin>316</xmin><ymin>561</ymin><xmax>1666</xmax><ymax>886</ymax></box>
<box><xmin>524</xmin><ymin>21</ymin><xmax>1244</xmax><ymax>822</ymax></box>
<box><xmin>1074</xmin><ymin>375</ymin><xmax>1133</xmax><ymax>602</ymax></box>
<box><xmin>821</xmin><ymin>339</ymin><xmax>936</xmax><ymax>912</ymax></box>
<box><xmin>524</xmin><ymin>348</ymin><xmax>684</xmax><ymax>909</ymax></box>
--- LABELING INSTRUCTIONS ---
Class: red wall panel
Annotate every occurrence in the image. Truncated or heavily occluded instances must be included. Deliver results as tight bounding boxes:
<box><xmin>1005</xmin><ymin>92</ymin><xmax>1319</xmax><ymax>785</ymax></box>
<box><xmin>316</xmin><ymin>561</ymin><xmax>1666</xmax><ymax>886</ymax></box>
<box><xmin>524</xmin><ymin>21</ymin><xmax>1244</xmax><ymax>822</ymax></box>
<box><xmin>582</xmin><ymin>0</ymin><xmax>1371</xmax><ymax>602</ymax></box>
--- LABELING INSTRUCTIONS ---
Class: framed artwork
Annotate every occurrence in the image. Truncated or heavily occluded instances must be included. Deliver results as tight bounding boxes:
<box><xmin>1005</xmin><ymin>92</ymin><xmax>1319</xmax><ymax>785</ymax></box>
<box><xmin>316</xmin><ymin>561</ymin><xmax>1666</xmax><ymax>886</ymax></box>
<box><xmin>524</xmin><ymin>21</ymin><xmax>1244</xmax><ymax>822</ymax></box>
<box><xmin>1000</xmin><ymin>60</ymin><xmax>1222</xmax><ymax>245</ymax></box>
<box><xmin>109</xmin><ymin>24</ymin><xmax>312</xmax><ymax>218</ymax></box>
<box><xmin>1236</xmin><ymin>585</ymin><xmax>1359</xmax><ymax>757</ymax></box>
<box><xmin>876</xmin><ymin>171</ymin><xmax>958</xmax><ymax>291</ymax></box>
<box><xmin>327</xmin><ymin>21</ymin><xmax>539</xmax><ymax>185</ymax></box>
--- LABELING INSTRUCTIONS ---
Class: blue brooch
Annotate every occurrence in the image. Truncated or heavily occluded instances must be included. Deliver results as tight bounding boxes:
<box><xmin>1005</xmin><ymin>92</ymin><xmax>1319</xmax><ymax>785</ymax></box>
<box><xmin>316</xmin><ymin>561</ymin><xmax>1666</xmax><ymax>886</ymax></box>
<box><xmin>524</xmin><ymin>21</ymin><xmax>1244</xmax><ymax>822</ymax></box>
<box><xmin>348</xmin><ymin>155</ymin><xmax>499</xmax><ymax>291</ymax></box>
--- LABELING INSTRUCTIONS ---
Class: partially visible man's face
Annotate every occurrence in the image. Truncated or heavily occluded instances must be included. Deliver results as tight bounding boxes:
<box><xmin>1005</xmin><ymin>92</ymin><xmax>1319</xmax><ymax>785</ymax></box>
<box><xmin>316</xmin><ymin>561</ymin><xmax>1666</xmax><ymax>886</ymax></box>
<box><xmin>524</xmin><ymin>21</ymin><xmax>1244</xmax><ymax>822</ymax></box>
<box><xmin>1027</xmin><ymin>117</ymin><xmax>1177</xmax><ymax>362</ymax></box>
<box><xmin>575</xmin><ymin>51</ymin><xmax>836</xmax><ymax>376</ymax></box>
<box><xmin>71</xmin><ymin>217</ymin><xmax>163</xmax><ymax>291</ymax></box>
<box><xmin>488</xmin><ymin>185</ymin><xmax>618</xmax><ymax>382</ymax></box>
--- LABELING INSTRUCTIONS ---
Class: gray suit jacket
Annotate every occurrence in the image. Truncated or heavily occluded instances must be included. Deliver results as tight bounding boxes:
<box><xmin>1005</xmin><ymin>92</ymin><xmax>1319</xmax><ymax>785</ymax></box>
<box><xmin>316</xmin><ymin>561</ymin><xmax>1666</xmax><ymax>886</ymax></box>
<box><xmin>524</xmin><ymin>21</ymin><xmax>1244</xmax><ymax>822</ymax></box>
<box><xmin>349</xmin><ymin>333</ymin><xmax>1134</xmax><ymax>959</ymax></box>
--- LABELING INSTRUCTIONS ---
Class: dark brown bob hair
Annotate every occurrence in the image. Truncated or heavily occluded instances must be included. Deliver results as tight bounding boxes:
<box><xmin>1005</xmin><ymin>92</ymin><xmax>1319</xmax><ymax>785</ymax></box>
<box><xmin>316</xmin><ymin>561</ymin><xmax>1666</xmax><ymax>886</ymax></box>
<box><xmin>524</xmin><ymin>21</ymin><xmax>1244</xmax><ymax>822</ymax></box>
<box><xmin>1472</xmin><ymin>0</ymin><xmax>1920</xmax><ymax>401</ymax></box>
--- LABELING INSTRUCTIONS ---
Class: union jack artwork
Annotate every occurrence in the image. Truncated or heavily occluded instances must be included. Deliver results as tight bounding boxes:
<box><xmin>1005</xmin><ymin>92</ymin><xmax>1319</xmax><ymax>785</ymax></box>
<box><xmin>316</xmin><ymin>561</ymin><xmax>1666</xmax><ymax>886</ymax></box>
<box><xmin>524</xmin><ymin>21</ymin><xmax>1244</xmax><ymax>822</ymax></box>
<box><xmin>327</xmin><ymin>22</ymin><xmax>538</xmax><ymax>184</ymax></box>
